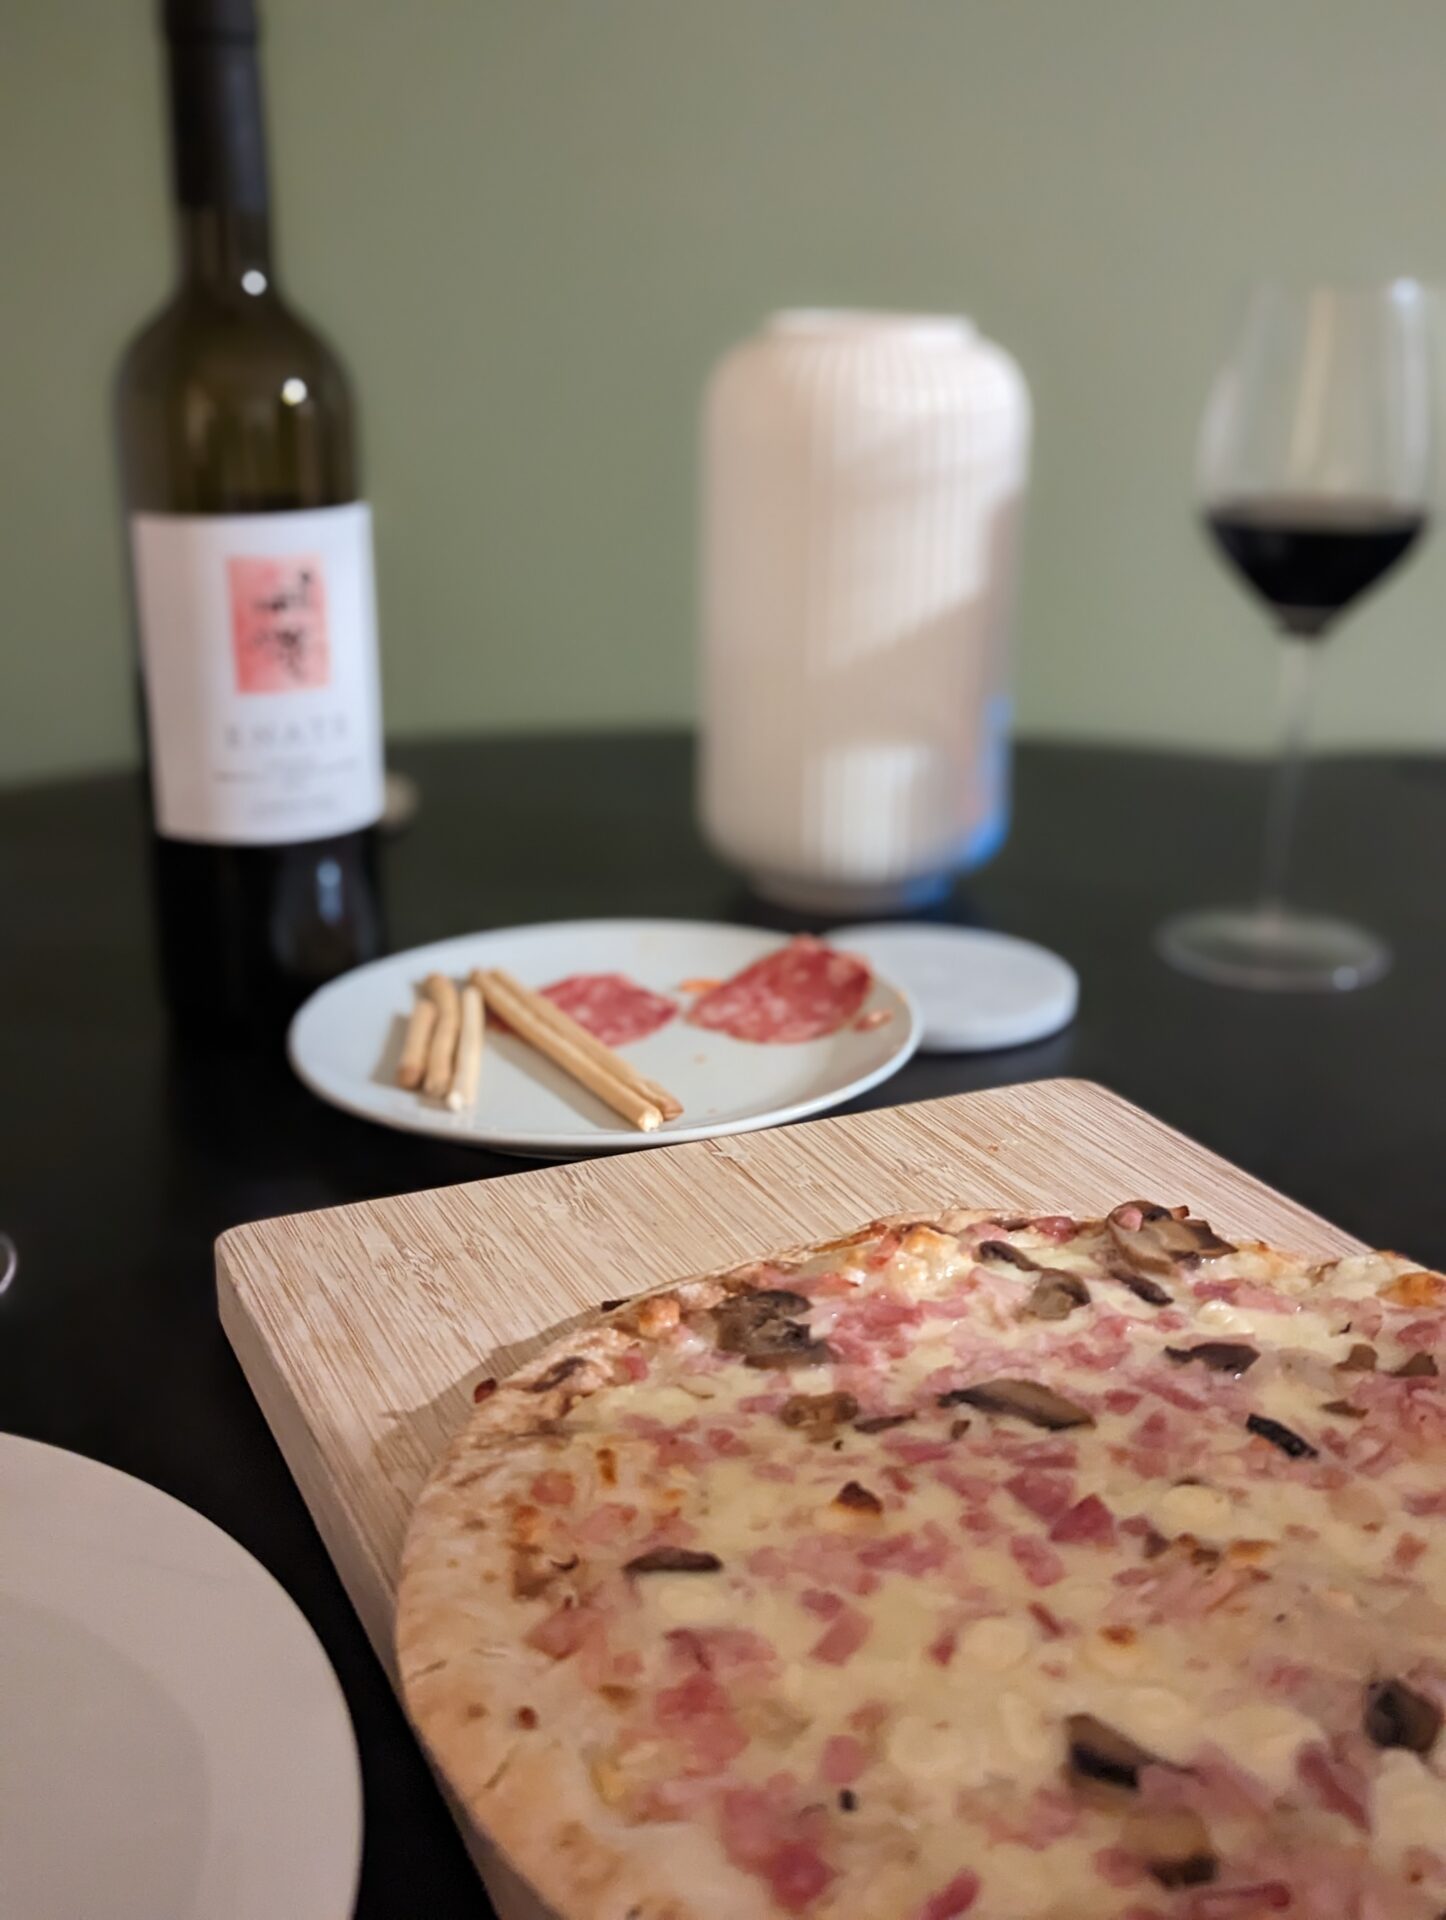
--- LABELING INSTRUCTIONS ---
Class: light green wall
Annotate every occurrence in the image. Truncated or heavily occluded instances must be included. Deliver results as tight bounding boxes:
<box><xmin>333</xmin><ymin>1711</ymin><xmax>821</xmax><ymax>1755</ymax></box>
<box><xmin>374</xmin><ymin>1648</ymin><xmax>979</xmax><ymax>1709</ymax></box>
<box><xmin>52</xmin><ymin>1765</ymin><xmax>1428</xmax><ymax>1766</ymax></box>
<box><xmin>5</xmin><ymin>0</ymin><xmax>1446</xmax><ymax>785</ymax></box>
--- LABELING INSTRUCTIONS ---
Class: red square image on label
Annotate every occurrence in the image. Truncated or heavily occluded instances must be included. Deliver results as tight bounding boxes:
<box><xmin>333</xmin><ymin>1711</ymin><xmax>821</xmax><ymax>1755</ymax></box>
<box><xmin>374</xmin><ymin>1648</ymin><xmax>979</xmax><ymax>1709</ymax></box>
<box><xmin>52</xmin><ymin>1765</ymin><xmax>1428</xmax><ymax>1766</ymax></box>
<box><xmin>227</xmin><ymin>552</ymin><xmax>331</xmax><ymax>692</ymax></box>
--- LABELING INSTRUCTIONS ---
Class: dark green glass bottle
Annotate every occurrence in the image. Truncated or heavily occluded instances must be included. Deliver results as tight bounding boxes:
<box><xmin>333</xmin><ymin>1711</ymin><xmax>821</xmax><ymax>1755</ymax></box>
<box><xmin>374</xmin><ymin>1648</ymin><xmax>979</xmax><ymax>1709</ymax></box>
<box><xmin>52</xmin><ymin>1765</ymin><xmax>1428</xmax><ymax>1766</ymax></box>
<box><xmin>118</xmin><ymin>0</ymin><xmax>384</xmax><ymax>1034</ymax></box>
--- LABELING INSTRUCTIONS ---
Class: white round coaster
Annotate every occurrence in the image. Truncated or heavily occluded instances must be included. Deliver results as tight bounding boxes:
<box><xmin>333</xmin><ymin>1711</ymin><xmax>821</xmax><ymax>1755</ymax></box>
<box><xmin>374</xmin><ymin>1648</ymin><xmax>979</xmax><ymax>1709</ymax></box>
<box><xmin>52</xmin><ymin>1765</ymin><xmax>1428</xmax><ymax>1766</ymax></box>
<box><xmin>829</xmin><ymin>923</ymin><xmax>1078</xmax><ymax>1054</ymax></box>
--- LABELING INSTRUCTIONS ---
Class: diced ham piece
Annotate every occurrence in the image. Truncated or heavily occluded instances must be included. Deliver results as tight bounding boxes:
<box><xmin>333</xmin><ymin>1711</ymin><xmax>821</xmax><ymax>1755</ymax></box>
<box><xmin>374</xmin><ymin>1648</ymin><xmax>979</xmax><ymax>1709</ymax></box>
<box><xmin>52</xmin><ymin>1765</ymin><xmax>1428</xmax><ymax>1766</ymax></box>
<box><xmin>864</xmin><ymin>1229</ymin><xmax>903</xmax><ymax>1269</ymax></box>
<box><xmin>809</xmin><ymin>1605</ymin><xmax>872</xmax><ymax>1665</ymax></box>
<box><xmin>664</xmin><ymin>1626</ymin><xmax>775</xmax><ymax>1675</ymax></box>
<box><xmin>1049</xmin><ymin>1494</ymin><xmax>1117</xmax><ymax>1547</ymax></box>
<box><xmin>1406</xmin><ymin>1488</ymin><xmax>1446</xmax><ymax>1516</ymax></box>
<box><xmin>1297</xmin><ymin>1742</ymin><xmax>1371</xmax><ymax>1831</ymax></box>
<box><xmin>800</xmin><ymin>1588</ymin><xmax>844</xmax><ymax>1620</ymax></box>
<box><xmin>525</xmin><ymin>1603</ymin><xmax>597</xmax><ymax>1660</ymax></box>
<box><xmin>1010</xmin><ymin>1533</ymin><xmax>1066</xmax><ymax>1587</ymax></box>
<box><xmin>655</xmin><ymin>1669</ymin><xmax>749</xmax><ymax>1773</ymax></box>
<box><xmin>837</xmin><ymin>1294</ymin><xmax>925</xmax><ymax>1336</ymax></box>
<box><xmin>1032</xmin><ymin>1216</ymin><xmax>1080</xmax><ymax>1242</ymax></box>
<box><xmin>1192</xmin><ymin>1279</ymin><xmax>1299</xmax><ymax>1313</ymax></box>
<box><xmin>718</xmin><ymin>1778</ymin><xmax>836</xmax><ymax>1911</ymax></box>
<box><xmin>655</xmin><ymin>1669</ymin><xmax>728</xmax><ymax>1725</ymax></box>
<box><xmin>529</xmin><ymin>1470</ymin><xmax>575</xmax><ymax>1506</ymax></box>
<box><xmin>747</xmin><ymin>1546</ymin><xmax>790</xmax><ymax>1579</ymax></box>
<box><xmin>819</xmin><ymin>1734</ymin><xmax>867</xmax><ymax>1786</ymax></box>
<box><xmin>1106</xmin><ymin>1389</ymin><xmax>1144</xmax><ymax>1415</ymax></box>
<box><xmin>574</xmin><ymin>1501</ymin><xmax>638</xmax><ymax>1545</ymax></box>
<box><xmin>1005</xmin><ymin>1470</ymin><xmax>1076</xmax><ymax>1522</ymax></box>
<box><xmin>1138</xmin><ymin>1749</ymin><xmax>1276</xmax><ymax>1822</ymax></box>
<box><xmin>719</xmin><ymin>1787</ymin><xmax>783</xmax><ymax>1869</ymax></box>
<box><xmin>1094</xmin><ymin>1847</ymin><xmax>1145</xmax><ymax>1887</ymax></box>
<box><xmin>1133</xmin><ymin>1411</ymin><xmax>1175</xmax><ymax>1449</ymax></box>
<box><xmin>886</xmin><ymin>1438</ymin><xmax>957</xmax><ymax>1466</ymax></box>
<box><xmin>919</xmin><ymin>1870</ymin><xmax>981</xmax><ymax>1919</ymax></box>
<box><xmin>859</xmin><ymin>1523</ymin><xmax>954</xmax><ymax>1576</ymax></box>
<box><xmin>1023</xmin><ymin>1785</ymin><xmax>1081</xmax><ymax>1847</ymax></box>
<box><xmin>767</xmin><ymin>1843</ymin><xmax>836</xmax><ymax>1912</ymax></box>
<box><xmin>789</xmin><ymin>1533</ymin><xmax>879</xmax><ymax>1597</ymax></box>
<box><xmin>936</xmin><ymin>1467</ymin><xmax>997</xmax><ymax>1504</ymax></box>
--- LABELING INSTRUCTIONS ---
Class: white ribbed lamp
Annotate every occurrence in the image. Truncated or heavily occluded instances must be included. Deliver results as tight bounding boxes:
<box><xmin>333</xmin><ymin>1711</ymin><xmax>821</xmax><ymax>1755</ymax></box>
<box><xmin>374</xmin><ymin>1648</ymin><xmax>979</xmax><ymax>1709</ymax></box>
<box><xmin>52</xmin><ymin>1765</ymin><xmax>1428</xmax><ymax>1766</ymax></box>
<box><xmin>699</xmin><ymin>309</ymin><xmax>1031</xmax><ymax>912</ymax></box>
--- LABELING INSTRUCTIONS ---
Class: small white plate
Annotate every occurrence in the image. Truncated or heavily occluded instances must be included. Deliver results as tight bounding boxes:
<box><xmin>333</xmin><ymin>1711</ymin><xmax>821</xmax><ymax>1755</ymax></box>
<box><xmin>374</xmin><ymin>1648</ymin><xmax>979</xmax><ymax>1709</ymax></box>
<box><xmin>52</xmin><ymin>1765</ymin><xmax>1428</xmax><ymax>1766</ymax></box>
<box><xmin>828</xmin><ymin>923</ymin><xmax>1079</xmax><ymax>1053</ymax></box>
<box><xmin>288</xmin><ymin>919</ymin><xmax>920</xmax><ymax>1157</ymax></box>
<box><xmin>0</xmin><ymin>1435</ymin><xmax>361</xmax><ymax>1920</ymax></box>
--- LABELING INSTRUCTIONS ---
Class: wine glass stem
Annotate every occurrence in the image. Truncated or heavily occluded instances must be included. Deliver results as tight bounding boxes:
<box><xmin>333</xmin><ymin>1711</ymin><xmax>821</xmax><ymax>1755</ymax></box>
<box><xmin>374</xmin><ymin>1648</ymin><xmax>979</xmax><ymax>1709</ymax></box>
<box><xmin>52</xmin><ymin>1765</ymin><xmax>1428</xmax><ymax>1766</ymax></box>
<box><xmin>1258</xmin><ymin>636</ymin><xmax>1322</xmax><ymax>920</ymax></box>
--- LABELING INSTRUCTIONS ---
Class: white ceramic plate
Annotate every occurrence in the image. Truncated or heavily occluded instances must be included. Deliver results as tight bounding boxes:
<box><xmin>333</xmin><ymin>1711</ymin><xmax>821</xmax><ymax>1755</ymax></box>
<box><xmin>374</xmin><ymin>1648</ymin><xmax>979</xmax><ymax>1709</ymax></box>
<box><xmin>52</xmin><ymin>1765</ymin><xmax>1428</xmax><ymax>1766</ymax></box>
<box><xmin>288</xmin><ymin>919</ymin><xmax>920</xmax><ymax>1157</ymax></box>
<box><xmin>0</xmin><ymin>1435</ymin><xmax>361</xmax><ymax>1920</ymax></box>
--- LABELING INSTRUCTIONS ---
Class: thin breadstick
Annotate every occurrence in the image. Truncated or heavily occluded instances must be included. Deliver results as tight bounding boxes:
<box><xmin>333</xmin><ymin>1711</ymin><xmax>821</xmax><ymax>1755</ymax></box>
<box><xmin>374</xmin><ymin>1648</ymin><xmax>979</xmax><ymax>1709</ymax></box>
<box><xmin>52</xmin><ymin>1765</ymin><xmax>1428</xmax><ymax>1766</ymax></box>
<box><xmin>473</xmin><ymin>968</ymin><xmax>683</xmax><ymax>1122</ymax></box>
<box><xmin>477</xmin><ymin>969</ymin><xmax>663</xmax><ymax>1133</ymax></box>
<box><xmin>445</xmin><ymin>983</ymin><xmax>486</xmax><ymax>1113</ymax></box>
<box><xmin>396</xmin><ymin>994</ymin><xmax>438</xmax><ymax>1090</ymax></box>
<box><xmin>421</xmin><ymin>973</ymin><xmax>462</xmax><ymax>1100</ymax></box>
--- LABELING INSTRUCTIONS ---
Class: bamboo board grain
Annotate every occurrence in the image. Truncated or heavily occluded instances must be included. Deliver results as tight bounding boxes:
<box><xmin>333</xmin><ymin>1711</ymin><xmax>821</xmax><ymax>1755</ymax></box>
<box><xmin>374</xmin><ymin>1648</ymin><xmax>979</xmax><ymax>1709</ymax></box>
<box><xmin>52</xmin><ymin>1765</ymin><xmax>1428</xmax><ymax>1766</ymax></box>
<box><xmin>217</xmin><ymin>1076</ymin><xmax>1363</xmax><ymax>1658</ymax></box>
<box><xmin>216</xmin><ymin>1078</ymin><xmax>1364</xmax><ymax>1911</ymax></box>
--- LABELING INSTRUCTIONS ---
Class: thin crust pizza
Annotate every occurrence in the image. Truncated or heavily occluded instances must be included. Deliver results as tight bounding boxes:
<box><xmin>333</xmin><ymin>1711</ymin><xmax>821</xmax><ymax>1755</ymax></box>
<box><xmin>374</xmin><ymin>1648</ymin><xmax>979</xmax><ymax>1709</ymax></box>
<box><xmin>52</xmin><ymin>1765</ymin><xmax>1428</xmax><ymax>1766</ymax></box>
<box><xmin>397</xmin><ymin>1203</ymin><xmax>1446</xmax><ymax>1920</ymax></box>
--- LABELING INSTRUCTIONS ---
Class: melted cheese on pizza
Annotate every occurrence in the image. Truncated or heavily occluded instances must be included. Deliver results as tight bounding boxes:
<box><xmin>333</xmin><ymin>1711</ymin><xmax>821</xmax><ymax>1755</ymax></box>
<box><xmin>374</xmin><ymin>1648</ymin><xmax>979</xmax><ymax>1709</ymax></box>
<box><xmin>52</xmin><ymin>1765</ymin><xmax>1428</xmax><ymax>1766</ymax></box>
<box><xmin>417</xmin><ymin>1209</ymin><xmax>1446</xmax><ymax>1920</ymax></box>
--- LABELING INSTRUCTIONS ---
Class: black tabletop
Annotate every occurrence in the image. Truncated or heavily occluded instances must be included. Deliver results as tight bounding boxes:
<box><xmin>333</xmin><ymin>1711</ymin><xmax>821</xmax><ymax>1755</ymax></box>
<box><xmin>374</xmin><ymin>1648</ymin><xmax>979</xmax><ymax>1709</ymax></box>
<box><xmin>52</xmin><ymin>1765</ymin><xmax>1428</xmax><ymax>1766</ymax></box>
<box><xmin>3</xmin><ymin>733</ymin><xmax>1445</xmax><ymax>1916</ymax></box>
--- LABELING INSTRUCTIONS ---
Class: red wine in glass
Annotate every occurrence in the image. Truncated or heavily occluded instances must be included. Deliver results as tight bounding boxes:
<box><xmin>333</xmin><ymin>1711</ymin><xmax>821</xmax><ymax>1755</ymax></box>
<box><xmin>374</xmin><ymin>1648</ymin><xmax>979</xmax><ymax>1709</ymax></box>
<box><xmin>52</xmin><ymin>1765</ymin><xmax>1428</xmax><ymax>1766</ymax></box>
<box><xmin>1205</xmin><ymin>496</ymin><xmax>1428</xmax><ymax>638</ymax></box>
<box><xmin>1157</xmin><ymin>280</ymin><xmax>1433</xmax><ymax>993</ymax></box>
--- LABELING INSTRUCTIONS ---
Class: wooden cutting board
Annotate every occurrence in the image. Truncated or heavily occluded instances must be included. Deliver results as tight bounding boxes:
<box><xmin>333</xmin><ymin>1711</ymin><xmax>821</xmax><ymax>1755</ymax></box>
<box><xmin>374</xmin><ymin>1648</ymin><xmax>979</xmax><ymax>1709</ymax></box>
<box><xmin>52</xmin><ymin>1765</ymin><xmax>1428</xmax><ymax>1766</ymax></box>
<box><xmin>216</xmin><ymin>1078</ymin><xmax>1363</xmax><ymax>1911</ymax></box>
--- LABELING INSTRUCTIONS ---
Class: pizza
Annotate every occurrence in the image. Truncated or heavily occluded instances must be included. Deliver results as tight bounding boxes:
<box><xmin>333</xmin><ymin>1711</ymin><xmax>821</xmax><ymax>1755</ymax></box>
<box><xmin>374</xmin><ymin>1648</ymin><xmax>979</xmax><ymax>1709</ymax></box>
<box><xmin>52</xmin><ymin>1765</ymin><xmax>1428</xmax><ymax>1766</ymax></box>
<box><xmin>396</xmin><ymin>1202</ymin><xmax>1446</xmax><ymax>1920</ymax></box>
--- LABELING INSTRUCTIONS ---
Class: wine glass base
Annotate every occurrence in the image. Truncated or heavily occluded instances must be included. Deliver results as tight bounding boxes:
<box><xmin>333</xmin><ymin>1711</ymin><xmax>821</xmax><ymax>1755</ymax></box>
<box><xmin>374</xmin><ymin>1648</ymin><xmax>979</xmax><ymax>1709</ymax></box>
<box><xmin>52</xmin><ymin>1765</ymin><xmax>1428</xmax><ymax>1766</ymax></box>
<box><xmin>1156</xmin><ymin>906</ymin><xmax>1390</xmax><ymax>992</ymax></box>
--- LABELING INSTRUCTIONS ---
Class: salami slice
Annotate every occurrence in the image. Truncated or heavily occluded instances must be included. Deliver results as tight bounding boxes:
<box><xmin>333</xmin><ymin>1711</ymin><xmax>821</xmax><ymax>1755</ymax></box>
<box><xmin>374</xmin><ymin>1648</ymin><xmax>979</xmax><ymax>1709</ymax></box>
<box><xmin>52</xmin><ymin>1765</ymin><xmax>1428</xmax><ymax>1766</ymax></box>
<box><xmin>537</xmin><ymin>973</ymin><xmax>677</xmax><ymax>1048</ymax></box>
<box><xmin>685</xmin><ymin>937</ymin><xmax>872</xmax><ymax>1044</ymax></box>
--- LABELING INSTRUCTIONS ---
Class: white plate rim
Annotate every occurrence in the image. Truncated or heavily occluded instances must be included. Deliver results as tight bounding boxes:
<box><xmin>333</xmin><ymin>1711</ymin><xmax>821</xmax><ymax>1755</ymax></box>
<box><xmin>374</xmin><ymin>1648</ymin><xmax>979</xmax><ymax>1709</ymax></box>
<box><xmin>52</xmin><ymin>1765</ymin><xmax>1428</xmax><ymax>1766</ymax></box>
<box><xmin>287</xmin><ymin>917</ymin><xmax>921</xmax><ymax>1156</ymax></box>
<box><xmin>0</xmin><ymin>1432</ymin><xmax>363</xmax><ymax>1920</ymax></box>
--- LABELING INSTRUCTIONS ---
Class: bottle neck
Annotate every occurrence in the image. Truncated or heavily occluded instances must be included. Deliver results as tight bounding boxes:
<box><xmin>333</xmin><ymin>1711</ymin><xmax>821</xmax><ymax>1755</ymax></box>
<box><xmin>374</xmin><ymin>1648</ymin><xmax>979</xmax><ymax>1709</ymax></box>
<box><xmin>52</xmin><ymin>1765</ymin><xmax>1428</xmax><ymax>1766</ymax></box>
<box><xmin>165</xmin><ymin>34</ymin><xmax>275</xmax><ymax>292</ymax></box>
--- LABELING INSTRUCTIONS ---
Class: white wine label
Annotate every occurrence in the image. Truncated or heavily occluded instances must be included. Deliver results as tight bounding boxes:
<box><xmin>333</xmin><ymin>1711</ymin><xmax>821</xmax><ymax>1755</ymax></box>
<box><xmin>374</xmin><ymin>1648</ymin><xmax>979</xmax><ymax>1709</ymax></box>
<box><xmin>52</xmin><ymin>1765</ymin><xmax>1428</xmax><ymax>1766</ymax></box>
<box><xmin>131</xmin><ymin>503</ymin><xmax>384</xmax><ymax>845</ymax></box>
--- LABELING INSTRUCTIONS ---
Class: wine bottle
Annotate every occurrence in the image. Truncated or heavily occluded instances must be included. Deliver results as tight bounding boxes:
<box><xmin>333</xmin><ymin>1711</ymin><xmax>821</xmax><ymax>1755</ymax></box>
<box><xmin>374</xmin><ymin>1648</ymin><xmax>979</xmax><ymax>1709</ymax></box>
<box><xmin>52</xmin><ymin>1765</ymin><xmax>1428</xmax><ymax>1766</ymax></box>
<box><xmin>117</xmin><ymin>0</ymin><xmax>384</xmax><ymax>1034</ymax></box>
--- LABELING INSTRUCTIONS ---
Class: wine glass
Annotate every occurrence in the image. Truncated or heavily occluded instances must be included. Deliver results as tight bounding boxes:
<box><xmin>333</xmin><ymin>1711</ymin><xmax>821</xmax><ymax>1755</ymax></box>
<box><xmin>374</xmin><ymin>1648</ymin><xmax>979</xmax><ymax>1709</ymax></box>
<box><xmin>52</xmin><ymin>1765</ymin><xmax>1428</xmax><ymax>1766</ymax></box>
<box><xmin>1157</xmin><ymin>280</ymin><xmax>1432</xmax><ymax>990</ymax></box>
